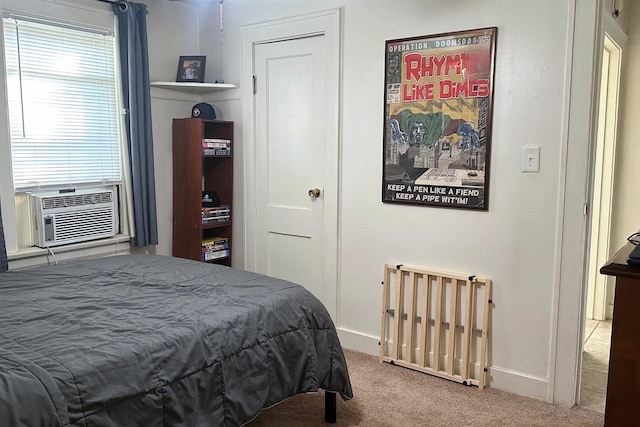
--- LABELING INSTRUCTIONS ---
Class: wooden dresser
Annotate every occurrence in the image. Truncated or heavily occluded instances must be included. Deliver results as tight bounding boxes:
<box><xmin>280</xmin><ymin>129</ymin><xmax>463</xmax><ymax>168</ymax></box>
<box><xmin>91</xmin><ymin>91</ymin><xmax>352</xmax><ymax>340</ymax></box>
<box><xmin>599</xmin><ymin>242</ymin><xmax>640</xmax><ymax>426</ymax></box>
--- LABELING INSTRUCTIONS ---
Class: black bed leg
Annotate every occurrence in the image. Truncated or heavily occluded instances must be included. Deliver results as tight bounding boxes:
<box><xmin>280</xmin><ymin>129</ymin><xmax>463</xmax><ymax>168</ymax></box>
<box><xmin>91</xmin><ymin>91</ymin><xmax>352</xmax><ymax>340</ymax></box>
<box><xmin>324</xmin><ymin>391</ymin><xmax>337</xmax><ymax>423</ymax></box>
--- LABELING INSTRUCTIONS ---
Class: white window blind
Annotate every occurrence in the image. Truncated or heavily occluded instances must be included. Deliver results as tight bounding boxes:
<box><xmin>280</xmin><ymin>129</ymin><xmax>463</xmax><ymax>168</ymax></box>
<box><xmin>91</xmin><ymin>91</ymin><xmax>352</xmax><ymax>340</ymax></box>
<box><xmin>3</xmin><ymin>16</ymin><xmax>122</xmax><ymax>190</ymax></box>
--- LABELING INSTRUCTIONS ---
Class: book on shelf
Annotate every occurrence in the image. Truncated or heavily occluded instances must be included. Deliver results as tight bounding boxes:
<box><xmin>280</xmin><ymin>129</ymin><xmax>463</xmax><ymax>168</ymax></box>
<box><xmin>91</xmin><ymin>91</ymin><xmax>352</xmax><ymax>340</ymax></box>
<box><xmin>202</xmin><ymin>138</ymin><xmax>231</xmax><ymax>143</ymax></box>
<box><xmin>202</xmin><ymin>138</ymin><xmax>231</xmax><ymax>152</ymax></box>
<box><xmin>202</xmin><ymin>216</ymin><xmax>230</xmax><ymax>224</ymax></box>
<box><xmin>202</xmin><ymin>245</ymin><xmax>229</xmax><ymax>254</ymax></box>
<box><xmin>202</xmin><ymin>205</ymin><xmax>230</xmax><ymax>223</ymax></box>
<box><xmin>202</xmin><ymin>245</ymin><xmax>228</xmax><ymax>254</ymax></box>
<box><xmin>202</xmin><ymin>148</ymin><xmax>231</xmax><ymax>156</ymax></box>
<box><xmin>203</xmin><ymin>205</ymin><xmax>229</xmax><ymax>211</ymax></box>
<box><xmin>202</xmin><ymin>249</ymin><xmax>230</xmax><ymax>261</ymax></box>
<box><xmin>202</xmin><ymin>243</ymin><xmax>229</xmax><ymax>251</ymax></box>
<box><xmin>202</xmin><ymin>205</ymin><xmax>230</xmax><ymax>213</ymax></box>
<box><xmin>202</xmin><ymin>142</ymin><xmax>230</xmax><ymax>148</ymax></box>
<box><xmin>202</xmin><ymin>236</ymin><xmax>229</xmax><ymax>247</ymax></box>
<box><xmin>201</xmin><ymin>236</ymin><xmax>230</xmax><ymax>261</ymax></box>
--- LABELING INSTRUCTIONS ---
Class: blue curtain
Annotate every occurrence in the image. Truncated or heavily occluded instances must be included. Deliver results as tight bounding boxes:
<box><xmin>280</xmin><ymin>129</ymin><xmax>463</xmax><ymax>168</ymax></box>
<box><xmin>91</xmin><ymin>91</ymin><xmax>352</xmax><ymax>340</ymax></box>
<box><xmin>0</xmin><ymin>204</ymin><xmax>7</xmax><ymax>272</ymax></box>
<box><xmin>113</xmin><ymin>1</ymin><xmax>158</xmax><ymax>247</ymax></box>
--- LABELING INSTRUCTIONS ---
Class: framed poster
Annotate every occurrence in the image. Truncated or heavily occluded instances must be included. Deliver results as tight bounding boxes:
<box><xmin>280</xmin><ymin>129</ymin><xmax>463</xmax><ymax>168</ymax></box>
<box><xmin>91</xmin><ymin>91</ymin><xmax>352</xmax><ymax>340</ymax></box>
<box><xmin>382</xmin><ymin>27</ymin><xmax>497</xmax><ymax>210</ymax></box>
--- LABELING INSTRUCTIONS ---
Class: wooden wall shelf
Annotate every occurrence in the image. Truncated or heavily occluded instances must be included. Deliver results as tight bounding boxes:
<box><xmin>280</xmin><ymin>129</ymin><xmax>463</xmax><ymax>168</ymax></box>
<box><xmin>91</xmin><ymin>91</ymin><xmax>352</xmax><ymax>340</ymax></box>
<box><xmin>151</xmin><ymin>81</ymin><xmax>237</xmax><ymax>94</ymax></box>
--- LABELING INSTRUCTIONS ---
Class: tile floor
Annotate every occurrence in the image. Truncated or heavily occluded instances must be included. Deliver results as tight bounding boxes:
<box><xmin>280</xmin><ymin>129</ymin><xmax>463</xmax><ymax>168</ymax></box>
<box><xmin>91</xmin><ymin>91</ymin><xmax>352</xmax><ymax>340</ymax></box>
<box><xmin>579</xmin><ymin>318</ymin><xmax>612</xmax><ymax>414</ymax></box>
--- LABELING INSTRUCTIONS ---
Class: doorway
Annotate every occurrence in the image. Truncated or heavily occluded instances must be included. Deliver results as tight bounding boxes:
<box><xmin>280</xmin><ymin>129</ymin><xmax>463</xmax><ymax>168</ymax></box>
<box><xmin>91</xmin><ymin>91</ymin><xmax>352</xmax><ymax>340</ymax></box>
<box><xmin>580</xmin><ymin>29</ymin><xmax>623</xmax><ymax>413</ymax></box>
<box><xmin>585</xmin><ymin>33</ymin><xmax>621</xmax><ymax>325</ymax></box>
<box><xmin>240</xmin><ymin>9</ymin><xmax>341</xmax><ymax>318</ymax></box>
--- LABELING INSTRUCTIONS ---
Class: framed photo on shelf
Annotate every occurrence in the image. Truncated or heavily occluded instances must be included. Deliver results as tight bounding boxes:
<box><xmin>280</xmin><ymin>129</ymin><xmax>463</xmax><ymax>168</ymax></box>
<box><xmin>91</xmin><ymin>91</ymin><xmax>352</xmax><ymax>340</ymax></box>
<box><xmin>176</xmin><ymin>55</ymin><xmax>206</xmax><ymax>83</ymax></box>
<box><xmin>382</xmin><ymin>27</ymin><xmax>497</xmax><ymax>210</ymax></box>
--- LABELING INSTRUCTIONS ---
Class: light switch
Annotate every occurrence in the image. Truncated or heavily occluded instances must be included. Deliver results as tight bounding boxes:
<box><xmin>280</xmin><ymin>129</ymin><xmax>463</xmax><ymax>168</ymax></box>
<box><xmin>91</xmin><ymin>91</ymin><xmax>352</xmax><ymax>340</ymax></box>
<box><xmin>521</xmin><ymin>146</ymin><xmax>540</xmax><ymax>173</ymax></box>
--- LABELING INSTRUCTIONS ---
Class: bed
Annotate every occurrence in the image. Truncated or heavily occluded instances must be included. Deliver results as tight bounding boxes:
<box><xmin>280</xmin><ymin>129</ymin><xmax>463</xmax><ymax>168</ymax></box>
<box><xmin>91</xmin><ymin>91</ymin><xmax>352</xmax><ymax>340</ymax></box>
<box><xmin>0</xmin><ymin>254</ymin><xmax>353</xmax><ymax>426</ymax></box>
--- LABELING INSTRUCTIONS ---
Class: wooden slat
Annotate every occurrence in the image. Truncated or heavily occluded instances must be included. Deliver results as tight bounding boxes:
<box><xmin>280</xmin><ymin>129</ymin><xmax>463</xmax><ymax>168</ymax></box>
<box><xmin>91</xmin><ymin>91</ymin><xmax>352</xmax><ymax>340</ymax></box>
<box><xmin>405</xmin><ymin>272</ymin><xmax>418</xmax><ymax>364</ymax></box>
<box><xmin>479</xmin><ymin>279</ymin><xmax>492</xmax><ymax>390</ymax></box>
<box><xmin>392</xmin><ymin>269</ymin><xmax>405</xmax><ymax>361</ymax></box>
<box><xmin>461</xmin><ymin>279</ymin><xmax>475</xmax><ymax>382</ymax></box>
<box><xmin>433</xmin><ymin>276</ymin><xmax>443</xmax><ymax>372</ymax></box>
<box><xmin>380</xmin><ymin>265</ymin><xmax>392</xmax><ymax>362</ymax></box>
<box><xmin>418</xmin><ymin>275</ymin><xmax>432</xmax><ymax>367</ymax></box>
<box><xmin>381</xmin><ymin>356</ymin><xmax>471</xmax><ymax>385</ymax></box>
<box><xmin>447</xmin><ymin>279</ymin><xmax>458</xmax><ymax>376</ymax></box>
<box><xmin>396</xmin><ymin>265</ymin><xmax>471</xmax><ymax>282</ymax></box>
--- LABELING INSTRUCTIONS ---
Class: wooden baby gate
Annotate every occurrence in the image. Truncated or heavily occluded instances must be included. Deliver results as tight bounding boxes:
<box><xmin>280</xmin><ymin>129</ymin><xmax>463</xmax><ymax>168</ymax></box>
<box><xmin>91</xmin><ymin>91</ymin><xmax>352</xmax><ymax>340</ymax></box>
<box><xmin>380</xmin><ymin>264</ymin><xmax>493</xmax><ymax>389</ymax></box>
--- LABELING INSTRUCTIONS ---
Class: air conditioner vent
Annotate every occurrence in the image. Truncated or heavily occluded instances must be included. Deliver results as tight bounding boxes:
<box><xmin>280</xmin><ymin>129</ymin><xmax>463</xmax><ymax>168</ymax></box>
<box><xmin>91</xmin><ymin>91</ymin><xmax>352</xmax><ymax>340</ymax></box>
<box><xmin>30</xmin><ymin>189</ymin><xmax>117</xmax><ymax>247</ymax></box>
<box><xmin>41</xmin><ymin>192</ymin><xmax>113</xmax><ymax>210</ymax></box>
<box><xmin>48</xmin><ymin>208</ymin><xmax>115</xmax><ymax>242</ymax></box>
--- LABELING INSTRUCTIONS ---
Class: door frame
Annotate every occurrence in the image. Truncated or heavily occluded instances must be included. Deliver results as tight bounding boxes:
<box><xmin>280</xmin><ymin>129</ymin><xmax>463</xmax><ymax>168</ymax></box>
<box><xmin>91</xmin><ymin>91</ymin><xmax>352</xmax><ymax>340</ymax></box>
<box><xmin>240</xmin><ymin>9</ymin><xmax>341</xmax><ymax>319</ymax></box>
<box><xmin>553</xmin><ymin>3</ymin><xmax>627</xmax><ymax>406</ymax></box>
<box><xmin>551</xmin><ymin>0</ymin><xmax>602</xmax><ymax>406</ymax></box>
<box><xmin>576</xmin><ymin>10</ymin><xmax>626</xmax><ymax>405</ymax></box>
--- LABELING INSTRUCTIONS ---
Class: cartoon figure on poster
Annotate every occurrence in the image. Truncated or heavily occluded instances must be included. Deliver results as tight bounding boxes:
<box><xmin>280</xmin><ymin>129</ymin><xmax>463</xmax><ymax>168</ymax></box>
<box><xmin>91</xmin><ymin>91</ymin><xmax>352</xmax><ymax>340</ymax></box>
<box><xmin>382</xmin><ymin>27</ymin><xmax>497</xmax><ymax>210</ymax></box>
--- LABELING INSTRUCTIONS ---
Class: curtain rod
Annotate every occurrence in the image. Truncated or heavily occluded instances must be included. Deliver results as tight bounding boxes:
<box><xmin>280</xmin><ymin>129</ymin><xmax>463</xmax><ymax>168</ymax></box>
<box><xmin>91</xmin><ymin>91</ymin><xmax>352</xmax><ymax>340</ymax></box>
<box><xmin>96</xmin><ymin>0</ymin><xmax>148</xmax><ymax>14</ymax></box>
<box><xmin>96</xmin><ymin>0</ymin><xmax>126</xmax><ymax>10</ymax></box>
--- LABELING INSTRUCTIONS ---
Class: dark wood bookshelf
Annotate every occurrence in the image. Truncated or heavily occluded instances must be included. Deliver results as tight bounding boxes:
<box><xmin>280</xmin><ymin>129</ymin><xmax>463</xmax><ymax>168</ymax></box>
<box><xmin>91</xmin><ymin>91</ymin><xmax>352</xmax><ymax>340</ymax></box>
<box><xmin>172</xmin><ymin>118</ymin><xmax>233</xmax><ymax>266</ymax></box>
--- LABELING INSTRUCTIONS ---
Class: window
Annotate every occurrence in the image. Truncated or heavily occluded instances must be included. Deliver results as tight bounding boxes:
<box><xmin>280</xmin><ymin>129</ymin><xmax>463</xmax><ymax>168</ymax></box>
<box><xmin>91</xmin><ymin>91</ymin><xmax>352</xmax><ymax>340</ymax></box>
<box><xmin>3</xmin><ymin>15</ymin><xmax>122</xmax><ymax>191</ymax></box>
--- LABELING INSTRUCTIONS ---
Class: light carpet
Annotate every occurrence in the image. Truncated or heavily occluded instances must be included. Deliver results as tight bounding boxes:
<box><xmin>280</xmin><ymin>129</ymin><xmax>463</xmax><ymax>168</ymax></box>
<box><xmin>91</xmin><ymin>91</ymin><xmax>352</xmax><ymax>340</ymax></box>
<box><xmin>248</xmin><ymin>349</ymin><xmax>604</xmax><ymax>426</ymax></box>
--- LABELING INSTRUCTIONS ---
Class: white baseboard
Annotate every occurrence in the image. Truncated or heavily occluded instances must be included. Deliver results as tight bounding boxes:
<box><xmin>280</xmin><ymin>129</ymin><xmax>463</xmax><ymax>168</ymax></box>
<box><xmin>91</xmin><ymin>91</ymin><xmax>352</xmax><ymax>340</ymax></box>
<box><xmin>336</xmin><ymin>327</ymin><xmax>550</xmax><ymax>402</ymax></box>
<box><xmin>337</xmin><ymin>327</ymin><xmax>380</xmax><ymax>356</ymax></box>
<box><xmin>487</xmin><ymin>366</ymin><xmax>550</xmax><ymax>402</ymax></box>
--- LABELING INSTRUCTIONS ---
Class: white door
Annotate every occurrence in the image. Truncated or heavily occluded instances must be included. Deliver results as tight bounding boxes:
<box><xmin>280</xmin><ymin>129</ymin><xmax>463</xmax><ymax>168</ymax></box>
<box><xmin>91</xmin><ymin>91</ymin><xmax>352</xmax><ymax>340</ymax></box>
<box><xmin>242</xmin><ymin>10</ymin><xmax>340</xmax><ymax>318</ymax></box>
<box><xmin>254</xmin><ymin>36</ymin><xmax>326</xmax><ymax>298</ymax></box>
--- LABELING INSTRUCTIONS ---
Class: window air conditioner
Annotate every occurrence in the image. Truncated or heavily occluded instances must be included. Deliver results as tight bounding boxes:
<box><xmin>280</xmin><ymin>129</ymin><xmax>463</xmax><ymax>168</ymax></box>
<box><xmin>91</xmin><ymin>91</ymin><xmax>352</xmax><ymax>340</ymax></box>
<box><xmin>30</xmin><ymin>189</ymin><xmax>117</xmax><ymax>248</ymax></box>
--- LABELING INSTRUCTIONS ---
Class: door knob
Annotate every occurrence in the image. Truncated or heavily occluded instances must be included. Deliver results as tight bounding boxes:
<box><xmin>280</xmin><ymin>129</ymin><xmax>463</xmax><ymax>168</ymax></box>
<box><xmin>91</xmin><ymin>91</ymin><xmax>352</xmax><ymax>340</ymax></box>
<box><xmin>308</xmin><ymin>188</ymin><xmax>321</xmax><ymax>198</ymax></box>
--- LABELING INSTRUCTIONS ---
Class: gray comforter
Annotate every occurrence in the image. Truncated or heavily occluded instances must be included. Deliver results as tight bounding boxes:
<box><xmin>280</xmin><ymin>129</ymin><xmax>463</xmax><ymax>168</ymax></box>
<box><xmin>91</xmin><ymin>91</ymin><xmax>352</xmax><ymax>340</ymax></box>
<box><xmin>0</xmin><ymin>254</ymin><xmax>352</xmax><ymax>426</ymax></box>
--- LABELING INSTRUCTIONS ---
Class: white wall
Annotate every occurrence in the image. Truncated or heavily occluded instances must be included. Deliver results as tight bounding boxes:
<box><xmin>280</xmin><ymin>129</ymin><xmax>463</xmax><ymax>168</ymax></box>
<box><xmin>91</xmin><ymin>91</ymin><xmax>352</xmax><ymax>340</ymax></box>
<box><xmin>194</xmin><ymin>0</ymin><xmax>599</xmax><ymax>405</ymax></box>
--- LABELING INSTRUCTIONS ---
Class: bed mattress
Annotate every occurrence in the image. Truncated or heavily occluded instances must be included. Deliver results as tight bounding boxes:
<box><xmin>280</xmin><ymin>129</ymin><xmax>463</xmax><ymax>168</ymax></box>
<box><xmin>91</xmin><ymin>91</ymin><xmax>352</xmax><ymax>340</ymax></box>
<box><xmin>0</xmin><ymin>254</ymin><xmax>352</xmax><ymax>426</ymax></box>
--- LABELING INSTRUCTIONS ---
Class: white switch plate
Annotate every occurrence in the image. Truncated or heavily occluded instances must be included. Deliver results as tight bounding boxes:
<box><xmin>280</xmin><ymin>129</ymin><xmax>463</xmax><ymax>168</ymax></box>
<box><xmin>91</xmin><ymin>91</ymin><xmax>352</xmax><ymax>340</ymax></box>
<box><xmin>521</xmin><ymin>146</ymin><xmax>540</xmax><ymax>172</ymax></box>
